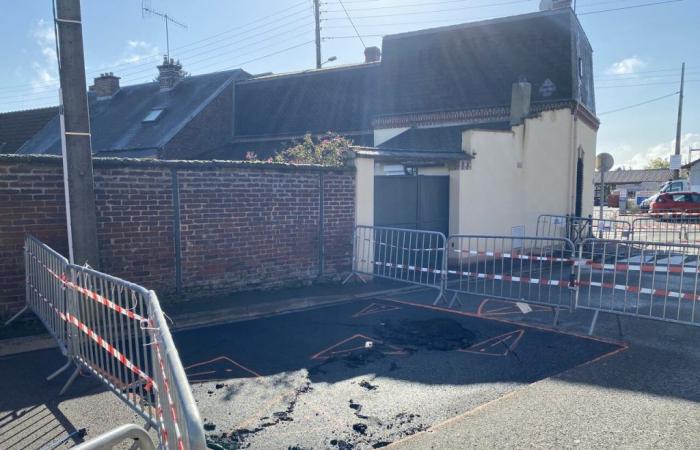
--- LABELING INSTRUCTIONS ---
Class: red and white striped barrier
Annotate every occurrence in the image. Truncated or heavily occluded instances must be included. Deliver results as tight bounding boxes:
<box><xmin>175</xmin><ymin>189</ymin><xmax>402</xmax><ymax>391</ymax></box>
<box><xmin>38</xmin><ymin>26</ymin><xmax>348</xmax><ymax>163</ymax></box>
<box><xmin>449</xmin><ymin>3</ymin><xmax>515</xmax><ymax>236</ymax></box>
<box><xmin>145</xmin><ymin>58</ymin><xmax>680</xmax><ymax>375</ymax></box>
<box><xmin>151</xmin><ymin>324</ymin><xmax>184</xmax><ymax>450</ymax></box>
<box><xmin>452</xmin><ymin>249</ymin><xmax>573</xmax><ymax>263</ymax></box>
<box><xmin>449</xmin><ymin>269</ymin><xmax>700</xmax><ymax>303</ymax></box>
<box><xmin>577</xmin><ymin>279</ymin><xmax>700</xmax><ymax>302</ymax></box>
<box><xmin>581</xmin><ymin>261</ymin><xmax>700</xmax><ymax>274</ymax></box>
<box><xmin>447</xmin><ymin>270</ymin><xmax>572</xmax><ymax>287</ymax></box>
<box><xmin>28</xmin><ymin>280</ymin><xmax>156</xmax><ymax>389</ymax></box>
<box><xmin>358</xmin><ymin>259</ymin><xmax>445</xmax><ymax>274</ymax></box>
<box><xmin>29</xmin><ymin>251</ymin><xmax>146</xmax><ymax>322</ymax></box>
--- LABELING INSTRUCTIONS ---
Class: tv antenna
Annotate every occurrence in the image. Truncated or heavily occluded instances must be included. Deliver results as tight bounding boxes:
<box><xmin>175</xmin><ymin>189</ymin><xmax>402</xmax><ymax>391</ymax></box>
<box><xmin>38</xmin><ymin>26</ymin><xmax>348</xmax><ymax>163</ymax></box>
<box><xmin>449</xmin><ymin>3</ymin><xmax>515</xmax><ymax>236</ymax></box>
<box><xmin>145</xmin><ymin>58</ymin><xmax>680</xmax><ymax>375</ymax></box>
<box><xmin>142</xmin><ymin>1</ymin><xmax>187</xmax><ymax>61</ymax></box>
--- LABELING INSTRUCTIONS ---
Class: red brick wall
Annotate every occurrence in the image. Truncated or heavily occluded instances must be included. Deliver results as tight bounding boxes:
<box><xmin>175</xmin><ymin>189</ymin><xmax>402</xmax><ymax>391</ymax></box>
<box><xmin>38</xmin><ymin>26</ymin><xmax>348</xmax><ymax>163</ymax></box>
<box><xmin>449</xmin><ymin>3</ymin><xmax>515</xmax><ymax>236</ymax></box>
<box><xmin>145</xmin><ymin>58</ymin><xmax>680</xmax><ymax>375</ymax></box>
<box><xmin>162</xmin><ymin>84</ymin><xmax>233</xmax><ymax>160</ymax></box>
<box><xmin>0</xmin><ymin>155</ymin><xmax>355</xmax><ymax>317</ymax></box>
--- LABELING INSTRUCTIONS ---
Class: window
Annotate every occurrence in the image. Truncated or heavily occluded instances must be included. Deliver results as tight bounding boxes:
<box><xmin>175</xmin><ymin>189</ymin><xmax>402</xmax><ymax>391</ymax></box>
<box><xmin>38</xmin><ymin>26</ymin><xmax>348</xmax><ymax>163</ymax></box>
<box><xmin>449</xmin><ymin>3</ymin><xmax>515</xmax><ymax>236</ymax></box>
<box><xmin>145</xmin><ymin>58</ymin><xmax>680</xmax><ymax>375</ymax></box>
<box><xmin>670</xmin><ymin>181</ymin><xmax>684</xmax><ymax>192</ymax></box>
<box><xmin>578</xmin><ymin>57</ymin><xmax>584</xmax><ymax>78</ymax></box>
<box><xmin>692</xmin><ymin>194</ymin><xmax>700</xmax><ymax>203</ymax></box>
<box><xmin>672</xmin><ymin>194</ymin><xmax>690</xmax><ymax>202</ymax></box>
<box><xmin>142</xmin><ymin>108</ymin><xmax>165</xmax><ymax>123</ymax></box>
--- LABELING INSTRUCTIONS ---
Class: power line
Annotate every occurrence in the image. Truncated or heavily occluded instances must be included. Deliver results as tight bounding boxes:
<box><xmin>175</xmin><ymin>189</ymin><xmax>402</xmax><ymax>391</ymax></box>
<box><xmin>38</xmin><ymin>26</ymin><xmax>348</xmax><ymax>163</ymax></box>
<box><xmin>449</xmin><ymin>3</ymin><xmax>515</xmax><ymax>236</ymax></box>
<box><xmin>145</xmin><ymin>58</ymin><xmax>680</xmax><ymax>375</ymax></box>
<box><xmin>0</xmin><ymin>1</ymin><xmax>312</xmax><ymax>93</ymax></box>
<box><xmin>323</xmin><ymin>0</ymin><xmax>535</xmax><ymax>20</ymax></box>
<box><xmin>578</xmin><ymin>0</ymin><xmax>683</xmax><ymax>15</ymax></box>
<box><xmin>336</xmin><ymin>0</ymin><xmax>367</xmax><ymax>48</ymax></box>
<box><xmin>0</xmin><ymin>21</ymin><xmax>315</xmax><ymax>102</ymax></box>
<box><xmin>324</xmin><ymin>0</ymin><xmax>533</xmax><ymax>13</ymax></box>
<box><xmin>598</xmin><ymin>91</ymin><xmax>678</xmax><ymax>115</ymax></box>
<box><xmin>0</xmin><ymin>39</ymin><xmax>315</xmax><ymax>109</ymax></box>
<box><xmin>0</xmin><ymin>17</ymin><xmax>315</xmax><ymax>99</ymax></box>
<box><xmin>595</xmin><ymin>70</ymin><xmax>700</xmax><ymax>81</ymax></box>
<box><xmin>596</xmin><ymin>79</ymin><xmax>699</xmax><ymax>88</ymax></box>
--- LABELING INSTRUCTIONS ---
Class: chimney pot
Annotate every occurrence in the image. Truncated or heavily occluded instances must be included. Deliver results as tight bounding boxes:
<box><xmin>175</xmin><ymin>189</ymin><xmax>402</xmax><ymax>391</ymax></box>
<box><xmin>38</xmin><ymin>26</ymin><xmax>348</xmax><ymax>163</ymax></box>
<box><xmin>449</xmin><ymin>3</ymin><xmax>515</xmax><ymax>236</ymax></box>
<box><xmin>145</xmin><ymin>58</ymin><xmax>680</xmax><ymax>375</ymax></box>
<box><xmin>89</xmin><ymin>73</ymin><xmax>120</xmax><ymax>98</ymax></box>
<box><xmin>157</xmin><ymin>56</ymin><xmax>185</xmax><ymax>91</ymax></box>
<box><xmin>364</xmin><ymin>46</ymin><xmax>381</xmax><ymax>63</ymax></box>
<box><xmin>539</xmin><ymin>0</ymin><xmax>572</xmax><ymax>11</ymax></box>
<box><xmin>510</xmin><ymin>82</ymin><xmax>532</xmax><ymax>126</ymax></box>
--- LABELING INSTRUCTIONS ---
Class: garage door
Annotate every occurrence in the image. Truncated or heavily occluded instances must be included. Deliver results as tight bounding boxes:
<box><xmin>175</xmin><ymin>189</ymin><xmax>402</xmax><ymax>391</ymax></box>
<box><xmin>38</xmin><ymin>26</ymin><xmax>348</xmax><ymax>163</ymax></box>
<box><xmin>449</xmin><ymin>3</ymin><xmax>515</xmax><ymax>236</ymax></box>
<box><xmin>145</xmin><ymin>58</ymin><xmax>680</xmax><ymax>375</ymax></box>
<box><xmin>374</xmin><ymin>175</ymin><xmax>449</xmax><ymax>235</ymax></box>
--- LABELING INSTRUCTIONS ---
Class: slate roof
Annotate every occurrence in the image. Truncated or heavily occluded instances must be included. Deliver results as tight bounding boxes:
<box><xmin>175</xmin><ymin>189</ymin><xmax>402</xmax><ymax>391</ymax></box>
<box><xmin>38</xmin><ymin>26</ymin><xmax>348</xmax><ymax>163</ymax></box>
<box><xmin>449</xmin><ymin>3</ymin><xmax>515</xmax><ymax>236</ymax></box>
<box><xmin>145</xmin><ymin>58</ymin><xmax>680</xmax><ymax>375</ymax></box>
<box><xmin>234</xmin><ymin>63</ymin><xmax>380</xmax><ymax>138</ymax></box>
<box><xmin>378</xmin><ymin>123</ymin><xmax>511</xmax><ymax>154</ymax></box>
<box><xmin>594</xmin><ymin>169</ymin><xmax>671</xmax><ymax>184</ymax></box>
<box><xmin>376</xmin><ymin>8</ymin><xmax>594</xmax><ymax>124</ymax></box>
<box><xmin>0</xmin><ymin>106</ymin><xmax>58</xmax><ymax>153</ymax></box>
<box><xmin>18</xmin><ymin>69</ymin><xmax>249</xmax><ymax>155</ymax></box>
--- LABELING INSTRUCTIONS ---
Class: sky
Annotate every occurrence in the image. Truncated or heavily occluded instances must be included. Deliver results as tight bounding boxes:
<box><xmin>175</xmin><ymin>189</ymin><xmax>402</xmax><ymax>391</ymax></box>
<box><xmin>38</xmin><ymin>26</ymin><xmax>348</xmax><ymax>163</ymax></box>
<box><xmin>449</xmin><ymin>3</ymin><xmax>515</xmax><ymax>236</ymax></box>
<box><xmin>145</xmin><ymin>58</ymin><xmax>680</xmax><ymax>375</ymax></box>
<box><xmin>1</xmin><ymin>0</ymin><xmax>698</xmax><ymax>168</ymax></box>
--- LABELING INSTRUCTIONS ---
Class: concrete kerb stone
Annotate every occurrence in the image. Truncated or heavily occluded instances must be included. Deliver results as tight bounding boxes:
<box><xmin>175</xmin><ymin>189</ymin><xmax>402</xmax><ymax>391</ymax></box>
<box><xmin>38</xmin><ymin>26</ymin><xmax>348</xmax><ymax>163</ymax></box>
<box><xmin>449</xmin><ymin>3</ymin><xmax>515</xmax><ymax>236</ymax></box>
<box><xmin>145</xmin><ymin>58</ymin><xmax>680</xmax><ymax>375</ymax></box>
<box><xmin>0</xmin><ymin>283</ymin><xmax>425</xmax><ymax>357</ymax></box>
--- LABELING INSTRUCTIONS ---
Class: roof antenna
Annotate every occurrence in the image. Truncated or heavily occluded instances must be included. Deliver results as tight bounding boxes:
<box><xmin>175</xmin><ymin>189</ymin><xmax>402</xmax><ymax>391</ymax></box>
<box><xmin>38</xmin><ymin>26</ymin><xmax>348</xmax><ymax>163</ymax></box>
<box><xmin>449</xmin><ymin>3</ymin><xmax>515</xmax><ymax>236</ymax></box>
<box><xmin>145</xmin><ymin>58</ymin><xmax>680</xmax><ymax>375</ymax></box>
<box><xmin>142</xmin><ymin>0</ymin><xmax>187</xmax><ymax>61</ymax></box>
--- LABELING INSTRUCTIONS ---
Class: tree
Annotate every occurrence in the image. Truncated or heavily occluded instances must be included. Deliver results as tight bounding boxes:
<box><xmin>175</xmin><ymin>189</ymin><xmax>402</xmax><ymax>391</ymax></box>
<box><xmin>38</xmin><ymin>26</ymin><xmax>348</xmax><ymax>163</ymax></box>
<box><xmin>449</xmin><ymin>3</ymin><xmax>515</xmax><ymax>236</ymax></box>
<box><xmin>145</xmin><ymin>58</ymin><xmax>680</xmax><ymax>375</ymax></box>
<box><xmin>645</xmin><ymin>157</ymin><xmax>670</xmax><ymax>169</ymax></box>
<box><xmin>272</xmin><ymin>133</ymin><xmax>352</xmax><ymax>166</ymax></box>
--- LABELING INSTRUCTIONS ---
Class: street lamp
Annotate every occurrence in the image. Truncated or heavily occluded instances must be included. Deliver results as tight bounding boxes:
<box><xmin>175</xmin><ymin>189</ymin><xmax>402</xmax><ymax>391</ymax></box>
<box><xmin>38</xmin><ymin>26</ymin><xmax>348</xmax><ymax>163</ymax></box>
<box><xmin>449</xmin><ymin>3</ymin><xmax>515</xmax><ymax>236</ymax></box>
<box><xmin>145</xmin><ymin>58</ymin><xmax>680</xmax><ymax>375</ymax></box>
<box><xmin>320</xmin><ymin>56</ymin><xmax>337</xmax><ymax>66</ymax></box>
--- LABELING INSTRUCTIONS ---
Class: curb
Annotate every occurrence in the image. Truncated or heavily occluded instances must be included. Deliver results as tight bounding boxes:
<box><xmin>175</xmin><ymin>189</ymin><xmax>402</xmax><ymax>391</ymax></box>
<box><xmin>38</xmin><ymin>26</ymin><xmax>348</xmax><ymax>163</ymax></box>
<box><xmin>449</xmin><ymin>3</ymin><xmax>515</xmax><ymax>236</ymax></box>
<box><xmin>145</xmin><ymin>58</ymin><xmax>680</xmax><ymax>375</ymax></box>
<box><xmin>0</xmin><ymin>283</ymin><xmax>425</xmax><ymax>357</ymax></box>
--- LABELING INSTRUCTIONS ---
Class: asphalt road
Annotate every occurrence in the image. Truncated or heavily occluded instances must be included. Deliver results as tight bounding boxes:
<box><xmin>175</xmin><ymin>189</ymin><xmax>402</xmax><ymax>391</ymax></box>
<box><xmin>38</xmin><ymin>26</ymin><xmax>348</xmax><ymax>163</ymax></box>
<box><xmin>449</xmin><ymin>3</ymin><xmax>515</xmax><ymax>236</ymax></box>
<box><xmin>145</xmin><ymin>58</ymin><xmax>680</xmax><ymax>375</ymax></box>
<box><xmin>0</xmin><ymin>297</ymin><xmax>622</xmax><ymax>450</ymax></box>
<box><xmin>174</xmin><ymin>298</ymin><xmax>621</xmax><ymax>449</ymax></box>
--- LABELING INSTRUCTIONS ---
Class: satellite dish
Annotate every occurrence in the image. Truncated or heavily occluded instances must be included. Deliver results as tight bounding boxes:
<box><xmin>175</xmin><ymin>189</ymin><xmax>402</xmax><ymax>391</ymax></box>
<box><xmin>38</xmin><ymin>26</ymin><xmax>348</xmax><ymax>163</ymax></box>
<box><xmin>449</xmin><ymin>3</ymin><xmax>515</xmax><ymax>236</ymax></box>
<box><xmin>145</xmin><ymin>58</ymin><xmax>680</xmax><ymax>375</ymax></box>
<box><xmin>596</xmin><ymin>153</ymin><xmax>614</xmax><ymax>172</ymax></box>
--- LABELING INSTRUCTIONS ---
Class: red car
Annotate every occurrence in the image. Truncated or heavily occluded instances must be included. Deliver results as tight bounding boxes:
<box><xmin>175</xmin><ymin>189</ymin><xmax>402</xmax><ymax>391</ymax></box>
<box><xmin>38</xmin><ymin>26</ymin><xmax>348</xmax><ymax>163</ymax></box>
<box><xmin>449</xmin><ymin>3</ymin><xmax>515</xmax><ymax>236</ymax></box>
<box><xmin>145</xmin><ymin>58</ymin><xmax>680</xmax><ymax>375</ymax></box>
<box><xmin>649</xmin><ymin>192</ymin><xmax>700</xmax><ymax>214</ymax></box>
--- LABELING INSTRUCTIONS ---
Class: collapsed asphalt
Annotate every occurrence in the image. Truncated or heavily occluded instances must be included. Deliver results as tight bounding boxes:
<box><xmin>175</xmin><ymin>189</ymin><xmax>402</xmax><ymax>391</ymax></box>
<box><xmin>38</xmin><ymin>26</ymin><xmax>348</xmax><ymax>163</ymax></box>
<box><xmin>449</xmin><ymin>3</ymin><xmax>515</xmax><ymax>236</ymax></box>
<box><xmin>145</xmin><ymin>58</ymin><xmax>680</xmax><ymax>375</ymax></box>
<box><xmin>173</xmin><ymin>298</ymin><xmax>621</xmax><ymax>449</ymax></box>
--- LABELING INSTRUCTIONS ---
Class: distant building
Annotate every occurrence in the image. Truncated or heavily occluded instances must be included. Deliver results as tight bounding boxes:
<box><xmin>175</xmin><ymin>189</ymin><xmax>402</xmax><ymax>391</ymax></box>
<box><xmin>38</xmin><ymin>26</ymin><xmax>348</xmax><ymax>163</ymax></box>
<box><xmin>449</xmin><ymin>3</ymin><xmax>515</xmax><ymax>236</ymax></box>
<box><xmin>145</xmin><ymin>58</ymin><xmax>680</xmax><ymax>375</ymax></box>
<box><xmin>594</xmin><ymin>168</ymin><xmax>671</xmax><ymax>201</ymax></box>
<box><xmin>0</xmin><ymin>106</ymin><xmax>57</xmax><ymax>154</ymax></box>
<box><xmin>11</xmin><ymin>2</ymin><xmax>596</xmax><ymax>237</ymax></box>
<box><xmin>15</xmin><ymin>59</ymin><xmax>249</xmax><ymax>159</ymax></box>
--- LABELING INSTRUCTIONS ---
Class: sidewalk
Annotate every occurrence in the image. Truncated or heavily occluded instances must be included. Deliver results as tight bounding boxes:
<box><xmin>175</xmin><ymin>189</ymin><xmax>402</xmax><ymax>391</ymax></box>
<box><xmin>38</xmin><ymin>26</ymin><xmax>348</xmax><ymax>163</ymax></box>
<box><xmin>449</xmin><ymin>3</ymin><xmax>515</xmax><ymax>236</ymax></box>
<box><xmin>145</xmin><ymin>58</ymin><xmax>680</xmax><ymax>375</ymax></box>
<box><xmin>384</xmin><ymin>306</ymin><xmax>700</xmax><ymax>450</ymax></box>
<box><xmin>0</xmin><ymin>278</ymin><xmax>413</xmax><ymax>356</ymax></box>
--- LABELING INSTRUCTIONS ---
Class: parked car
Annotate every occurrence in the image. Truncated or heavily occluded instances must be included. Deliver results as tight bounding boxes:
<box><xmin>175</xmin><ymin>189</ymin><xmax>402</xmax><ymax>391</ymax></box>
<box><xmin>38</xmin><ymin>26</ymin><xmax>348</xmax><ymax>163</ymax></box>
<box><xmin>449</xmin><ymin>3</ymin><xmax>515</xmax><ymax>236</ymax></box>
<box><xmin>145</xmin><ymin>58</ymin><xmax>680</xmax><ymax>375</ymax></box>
<box><xmin>640</xmin><ymin>193</ymin><xmax>659</xmax><ymax>211</ymax></box>
<box><xmin>649</xmin><ymin>192</ymin><xmax>700</xmax><ymax>214</ymax></box>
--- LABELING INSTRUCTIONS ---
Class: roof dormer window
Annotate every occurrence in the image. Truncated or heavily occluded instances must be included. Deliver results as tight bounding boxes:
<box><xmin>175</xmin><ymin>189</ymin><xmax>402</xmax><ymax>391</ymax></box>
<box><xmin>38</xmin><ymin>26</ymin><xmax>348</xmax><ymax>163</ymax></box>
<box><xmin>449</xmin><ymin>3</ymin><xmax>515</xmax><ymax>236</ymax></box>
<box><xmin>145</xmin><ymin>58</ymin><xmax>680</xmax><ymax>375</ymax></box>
<box><xmin>142</xmin><ymin>108</ymin><xmax>165</xmax><ymax>123</ymax></box>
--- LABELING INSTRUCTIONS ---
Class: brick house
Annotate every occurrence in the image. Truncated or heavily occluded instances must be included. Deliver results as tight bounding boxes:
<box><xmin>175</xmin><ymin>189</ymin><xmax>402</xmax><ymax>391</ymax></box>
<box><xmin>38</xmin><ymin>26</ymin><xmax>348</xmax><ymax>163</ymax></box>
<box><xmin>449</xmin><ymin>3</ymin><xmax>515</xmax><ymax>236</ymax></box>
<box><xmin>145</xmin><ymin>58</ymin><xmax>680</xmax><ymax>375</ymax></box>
<box><xmin>0</xmin><ymin>106</ymin><xmax>58</xmax><ymax>154</ymax></box>
<box><xmin>13</xmin><ymin>3</ymin><xmax>598</xmax><ymax>237</ymax></box>
<box><xmin>15</xmin><ymin>58</ymin><xmax>250</xmax><ymax>159</ymax></box>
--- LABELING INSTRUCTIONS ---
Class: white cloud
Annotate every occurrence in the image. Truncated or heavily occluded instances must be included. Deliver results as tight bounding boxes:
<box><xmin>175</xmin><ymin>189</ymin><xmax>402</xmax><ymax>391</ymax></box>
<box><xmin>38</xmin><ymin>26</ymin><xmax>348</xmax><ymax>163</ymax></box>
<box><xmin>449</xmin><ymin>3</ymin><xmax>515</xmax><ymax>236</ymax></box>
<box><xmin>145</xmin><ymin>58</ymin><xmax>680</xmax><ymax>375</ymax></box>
<box><xmin>606</xmin><ymin>57</ymin><xmax>646</xmax><ymax>75</ymax></box>
<box><xmin>114</xmin><ymin>40</ymin><xmax>160</xmax><ymax>66</ymax></box>
<box><xmin>29</xmin><ymin>19</ymin><xmax>58</xmax><ymax>92</ymax></box>
<box><xmin>618</xmin><ymin>133</ymin><xmax>700</xmax><ymax>169</ymax></box>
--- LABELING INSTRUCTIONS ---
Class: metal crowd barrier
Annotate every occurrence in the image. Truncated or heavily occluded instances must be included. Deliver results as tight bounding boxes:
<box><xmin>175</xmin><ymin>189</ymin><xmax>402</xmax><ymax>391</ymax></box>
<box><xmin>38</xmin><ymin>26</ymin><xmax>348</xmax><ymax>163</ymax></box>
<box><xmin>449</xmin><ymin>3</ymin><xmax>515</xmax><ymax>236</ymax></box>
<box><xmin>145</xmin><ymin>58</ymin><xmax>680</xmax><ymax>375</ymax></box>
<box><xmin>341</xmin><ymin>223</ymin><xmax>700</xmax><ymax>337</ymax></box>
<box><xmin>445</xmin><ymin>235</ymin><xmax>576</xmax><ymax>323</ymax></box>
<box><xmin>6</xmin><ymin>235</ymin><xmax>206</xmax><ymax>450</ymax></box>
<box><xmin>576</xmin><ymin>238</ymin><xmax>700</xmax><ymax>334</ymax></box>
<box><xmin>12</xmin><ymin>236</ymin><xmax>71</xmax><ymax>360</ymax></box>
<box><xmin>631</xmin><ymin>213</ymin><xmax>700</xmax><ymax>244</ymax></box>
<box><xmin>536</xmin><ymin>214</ymin><xmax>631</xmax><ymax>243</ymax></box>
<box><xmin>344</xmin><ymin>225</ymin><xmax>447</xmax><ymax>304</ymax></box>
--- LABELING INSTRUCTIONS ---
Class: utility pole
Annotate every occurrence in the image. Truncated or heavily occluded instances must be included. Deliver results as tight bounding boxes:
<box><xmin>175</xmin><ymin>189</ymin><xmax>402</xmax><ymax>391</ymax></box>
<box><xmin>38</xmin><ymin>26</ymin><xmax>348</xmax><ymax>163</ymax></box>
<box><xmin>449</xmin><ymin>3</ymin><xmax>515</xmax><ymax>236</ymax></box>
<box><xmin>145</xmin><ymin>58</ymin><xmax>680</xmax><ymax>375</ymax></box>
<box><xmin>54</xmin><ymin>0</ymin><xmax>100</xmax><ymax>268</ymax></box>
<box><xmin>314</xmin><ymin>0</ymin><xmax>322</xmax><ymax>69</ymax></box>
<box><xmin>673</xmin><ymin>62</ymin><xmax>685</xmax><ymax>180</ymax></box>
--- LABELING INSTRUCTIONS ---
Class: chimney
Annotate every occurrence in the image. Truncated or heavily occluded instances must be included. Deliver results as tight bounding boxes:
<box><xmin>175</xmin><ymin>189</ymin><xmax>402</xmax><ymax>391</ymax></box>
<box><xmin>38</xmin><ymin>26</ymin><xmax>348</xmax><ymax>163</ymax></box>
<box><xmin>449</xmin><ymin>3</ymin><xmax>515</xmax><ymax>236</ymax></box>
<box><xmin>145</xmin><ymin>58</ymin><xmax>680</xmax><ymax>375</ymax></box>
<box><xmin>539</xmin><ymin>0</ymin><xmax>572</xmax><ymax>11</ymax></box>
<box><xmin>89</xmin><ymin>72</ymin><xmax>120</xmax><ymax>98</ymax></box>
<box><xmin>364</xmin><ymin>46</ymin><xmax>381</xmax><ymax>63</ymax></box>
<box><xmin>510</xmin><ymin>81</ymin><xmax>532</xmax><ymax>126</ymax></box>
<box><xmin>157</xmin><ymin>56</ymin><xmax>184</xmax><ymax>91</ymax></box>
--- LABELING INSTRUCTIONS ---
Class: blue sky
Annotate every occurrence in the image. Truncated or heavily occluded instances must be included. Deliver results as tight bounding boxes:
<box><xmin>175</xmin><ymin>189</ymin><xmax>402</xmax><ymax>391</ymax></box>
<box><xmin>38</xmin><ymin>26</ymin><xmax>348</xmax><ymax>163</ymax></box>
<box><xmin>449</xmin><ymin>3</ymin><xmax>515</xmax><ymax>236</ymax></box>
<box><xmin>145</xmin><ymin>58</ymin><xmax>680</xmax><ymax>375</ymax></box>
<box><xmin>1</xmin><ymin>0</ymin><xmax>698</xmax><ymax>167</ymax></box>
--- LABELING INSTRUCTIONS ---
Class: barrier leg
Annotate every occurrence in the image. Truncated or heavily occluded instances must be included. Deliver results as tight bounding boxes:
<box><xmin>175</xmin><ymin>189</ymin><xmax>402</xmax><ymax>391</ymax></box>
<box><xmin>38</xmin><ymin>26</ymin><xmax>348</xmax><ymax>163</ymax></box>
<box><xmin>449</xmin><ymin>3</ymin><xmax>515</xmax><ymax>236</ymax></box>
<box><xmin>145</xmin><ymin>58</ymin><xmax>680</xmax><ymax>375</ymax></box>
<box><xmin>58</xmin><ymin>367</ymin><xmax>81</xmax><ymax>396</ymax></box>
<box><xmin>615</xmin><ymin>314</ymin><xmax>624</xmax><ymax>338</ymax></box>
<box><xmin>447</xmin><ymin>291</ymin><xmax>463</xmax><ymax>308</ymax></box>
<box><xmin>4</xmin><ymin>305</ymin><xmax>28</xmax><ymax>326</ymax></box>
<box><xmin>432</xmin><ymin>289</ymin><xmax>447</xmax><ymax>306</ymax></box>
<box><xmin>46</xmin><ymin>359</ymin><xmax>73</xmax><ymax>381</ymax></box>
<box><xmin>552</xmin><ymin>307</ymin><xmax>560</xmax><ymax>327</ymax></box>
<box><xmin>588</xmin><ymin>310</ymin><xmax>599</xmax><ymax>336</ymax></box>
<box><xmin>342</xmin><ymin>272</ymin><xmax>367</xmax><ymax>285</ymax></box>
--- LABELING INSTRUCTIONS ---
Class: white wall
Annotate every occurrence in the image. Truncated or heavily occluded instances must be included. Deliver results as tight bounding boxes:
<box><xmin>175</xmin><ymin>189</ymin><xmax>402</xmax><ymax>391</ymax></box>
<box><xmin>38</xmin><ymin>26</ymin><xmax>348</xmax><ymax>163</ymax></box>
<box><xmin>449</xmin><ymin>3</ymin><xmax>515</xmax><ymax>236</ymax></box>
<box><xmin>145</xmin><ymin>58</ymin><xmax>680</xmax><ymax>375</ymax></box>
<box><xmin>576</xmin><ymin>114</ymin><xmax>598</xmax><ymax>217</ymax></box>
<box><xmin>451</xmin><ymin>108</ymin><xmax>598</xmax><ymax>237</ymax></box>
<box><xmin>356</xmin><ymin>107</ymin><xmax>599</xmax><ymax>241</ymax></box>
<box><xmin>354</xmin><ymin>156</ymin><xmax>374</xmax><ymax>227</ymax></box>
